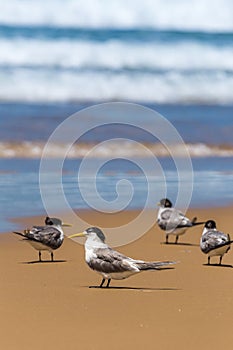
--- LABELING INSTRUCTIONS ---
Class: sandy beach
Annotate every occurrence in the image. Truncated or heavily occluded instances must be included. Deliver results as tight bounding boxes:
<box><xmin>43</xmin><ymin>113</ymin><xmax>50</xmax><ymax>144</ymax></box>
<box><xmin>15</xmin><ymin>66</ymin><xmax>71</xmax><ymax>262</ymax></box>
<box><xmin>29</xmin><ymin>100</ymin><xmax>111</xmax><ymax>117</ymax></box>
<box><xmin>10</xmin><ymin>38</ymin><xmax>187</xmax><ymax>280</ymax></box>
<box><xmin>1</xmin><ymin>206</ymin><xmax>233</xmax><ymax>350</ymax></box>
<box><xmin>1</xmin><ymin>2</ymin><xmax>233</xmax><ymax>349</ymax></box>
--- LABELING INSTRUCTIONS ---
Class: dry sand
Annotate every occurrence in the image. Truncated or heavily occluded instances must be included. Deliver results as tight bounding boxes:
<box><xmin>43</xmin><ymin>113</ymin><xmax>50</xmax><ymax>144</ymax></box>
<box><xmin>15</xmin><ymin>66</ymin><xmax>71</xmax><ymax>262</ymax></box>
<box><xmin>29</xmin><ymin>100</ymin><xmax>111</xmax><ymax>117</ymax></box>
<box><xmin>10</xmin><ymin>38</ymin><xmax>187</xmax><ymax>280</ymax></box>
<box><xmin>1</xmin><ymin>207</ymin><xmax>233</xmax><ymax>349</ymax></box>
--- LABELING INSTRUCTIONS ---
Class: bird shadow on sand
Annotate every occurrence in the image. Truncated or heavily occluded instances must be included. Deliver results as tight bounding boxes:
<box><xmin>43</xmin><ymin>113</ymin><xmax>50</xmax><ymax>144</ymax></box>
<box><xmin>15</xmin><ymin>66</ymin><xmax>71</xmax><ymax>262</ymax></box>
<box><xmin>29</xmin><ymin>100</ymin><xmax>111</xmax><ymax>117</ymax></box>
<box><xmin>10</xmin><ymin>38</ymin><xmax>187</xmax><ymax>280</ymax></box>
<box><xmin>87</xmin><ymin>285</ymin><xmax>180</xmax><ymax>291</ymax></box>
<box><xmin>20</xmin><ymin>259</ymin><xmax>67</xmax><ymax>264</ymax></box>
<box><xmin>161</xmin><ymin>242</ymin><xmax>199</xmax><ymax>247</ymax></box>
<box><xmin>203</xmin><ymin>263</ymin><xmax>233</xmax><ymax>268</ymax></box>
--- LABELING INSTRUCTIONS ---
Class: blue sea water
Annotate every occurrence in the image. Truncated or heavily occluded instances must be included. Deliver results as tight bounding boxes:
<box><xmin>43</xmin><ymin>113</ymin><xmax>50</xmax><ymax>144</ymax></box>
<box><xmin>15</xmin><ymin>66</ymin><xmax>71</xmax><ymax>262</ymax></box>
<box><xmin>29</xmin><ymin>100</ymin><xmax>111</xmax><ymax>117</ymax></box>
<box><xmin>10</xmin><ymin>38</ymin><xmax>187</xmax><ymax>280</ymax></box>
<box><xmin>0</xmin><ymin>0</ymin><xmax>233</xmax><ymax>231</ymax></box>
<box><xmin>1</xmin><ymin>102</ymin><xmax>233</xmax><ymax>232</ymax></box>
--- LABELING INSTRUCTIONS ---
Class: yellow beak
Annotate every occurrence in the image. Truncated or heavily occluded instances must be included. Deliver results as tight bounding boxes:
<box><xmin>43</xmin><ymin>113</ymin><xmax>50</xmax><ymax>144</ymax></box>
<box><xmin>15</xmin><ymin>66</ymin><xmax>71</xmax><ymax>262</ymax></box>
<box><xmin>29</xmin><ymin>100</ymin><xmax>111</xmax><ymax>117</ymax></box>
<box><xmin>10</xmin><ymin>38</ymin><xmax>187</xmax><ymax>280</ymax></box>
<box><xmin>68</xmin><ymin>232</ymin><xmax>86</xmax><ymax>239</ymax></box>
<box><xmin>62</xmin><ymin>223</ymin><xmax>72</xmax><ymax>227</ymax></box>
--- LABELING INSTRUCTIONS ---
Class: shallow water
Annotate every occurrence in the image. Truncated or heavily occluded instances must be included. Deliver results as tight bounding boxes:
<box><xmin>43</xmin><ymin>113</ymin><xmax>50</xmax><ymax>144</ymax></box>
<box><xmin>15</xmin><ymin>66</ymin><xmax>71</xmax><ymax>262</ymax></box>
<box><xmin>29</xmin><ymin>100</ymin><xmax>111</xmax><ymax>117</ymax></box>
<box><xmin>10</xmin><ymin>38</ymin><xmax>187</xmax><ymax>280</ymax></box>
<box><xmin>1</xmin><ymin>155</ymin><xmax>233</xmax><ymax>232</ymax></box>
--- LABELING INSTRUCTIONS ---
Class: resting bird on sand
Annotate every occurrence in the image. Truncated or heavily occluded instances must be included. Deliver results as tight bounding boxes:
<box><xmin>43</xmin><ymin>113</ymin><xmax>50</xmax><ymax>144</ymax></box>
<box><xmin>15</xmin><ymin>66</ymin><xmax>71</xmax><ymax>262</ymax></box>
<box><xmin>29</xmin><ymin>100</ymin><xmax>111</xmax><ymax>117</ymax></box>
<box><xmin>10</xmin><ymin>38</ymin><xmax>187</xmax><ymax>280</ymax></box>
<box><xmin>200</xmin><ymin>220</ymin><xmax>233</xmax><ymax>265</ymax></box>
<box><xmin>13</xmin><ymin>217</ymin><xmax>71</xmax><ymax>261</ymax></box>
<box><xmin>157</xmin><ymin>198</ymin><xmax>205</xmax><ymax>244</ymax></box>
<box><xmin>69</xmin><ymin>227</ymin><xmax>176</xmax><ymax>288</ymax></box>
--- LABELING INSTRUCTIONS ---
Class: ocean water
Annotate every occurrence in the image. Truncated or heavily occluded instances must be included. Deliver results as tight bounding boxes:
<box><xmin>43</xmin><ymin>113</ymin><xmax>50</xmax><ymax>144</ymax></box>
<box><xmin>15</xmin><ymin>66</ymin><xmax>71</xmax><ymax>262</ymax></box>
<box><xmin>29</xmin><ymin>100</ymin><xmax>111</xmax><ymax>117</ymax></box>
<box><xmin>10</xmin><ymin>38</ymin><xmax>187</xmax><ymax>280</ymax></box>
<box><xmin>0</xmin><ymin>0</ymin><xmax>233</xmax><ymax>104</ymax></box>
<box><xmin>1</xmin><ymin>103</ymin><xmax>233</xmax><ymax>232</ymax></box>
<box><xmin>1</xmin><ymin>0</ymin><xmax>233</xmax><ymax>232</ymax></box>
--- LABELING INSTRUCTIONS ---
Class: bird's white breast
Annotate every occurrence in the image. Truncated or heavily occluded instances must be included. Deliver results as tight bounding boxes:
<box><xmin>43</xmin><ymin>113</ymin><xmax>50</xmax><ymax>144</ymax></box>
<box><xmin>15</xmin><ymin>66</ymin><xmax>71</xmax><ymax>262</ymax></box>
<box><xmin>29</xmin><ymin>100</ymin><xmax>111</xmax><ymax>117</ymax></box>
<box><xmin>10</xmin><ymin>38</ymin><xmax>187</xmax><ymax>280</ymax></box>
<box><xmin>85</xmin><ymin>245</ymin><xmax>96</xmax><ymax>263</ymax></box>
<box><xmin>101</xmin><ymin>270</ymin><xmax>139</xmax><ymax>280</ymax></box>
<box><xmin>28</xmin><ymin>240</ymin><xmax>52</xmax><ymax>252</ymax></box>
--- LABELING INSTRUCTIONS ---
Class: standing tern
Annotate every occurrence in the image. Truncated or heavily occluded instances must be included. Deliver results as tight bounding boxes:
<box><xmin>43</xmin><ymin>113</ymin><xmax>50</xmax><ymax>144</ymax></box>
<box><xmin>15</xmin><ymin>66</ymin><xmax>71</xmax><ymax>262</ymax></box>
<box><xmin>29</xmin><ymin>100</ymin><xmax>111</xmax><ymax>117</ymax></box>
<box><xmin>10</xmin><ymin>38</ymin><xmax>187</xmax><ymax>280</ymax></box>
<box><xmin>69</xmin><ymin>227</ymin><xmax>176</xmax><ymax>288</ymax></box>
<box><xmin>157</xmin><ymin>198</ymin><xmax>205</xmax><ymax>244</ymax></box>
<box><xmin>13</xmin><ymin>217</ymin><xmax>71</xmax><ymax>262</ymax></box>
<box><xmin>200</xmin><ymin>220</ymin><xmax>233</xmax><ymax>265</ymax></box>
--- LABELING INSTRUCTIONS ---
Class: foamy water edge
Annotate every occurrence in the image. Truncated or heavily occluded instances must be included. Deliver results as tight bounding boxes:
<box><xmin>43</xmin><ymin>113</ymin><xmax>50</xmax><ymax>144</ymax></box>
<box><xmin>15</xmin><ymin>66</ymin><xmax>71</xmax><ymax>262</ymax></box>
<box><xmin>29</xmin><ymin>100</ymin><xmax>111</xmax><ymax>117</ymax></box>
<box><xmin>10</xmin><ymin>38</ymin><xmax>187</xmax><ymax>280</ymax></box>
<box><xmin>1</xmin><ymin>141</ymin><xmax>233</xmax><ymax>158</ymax></box>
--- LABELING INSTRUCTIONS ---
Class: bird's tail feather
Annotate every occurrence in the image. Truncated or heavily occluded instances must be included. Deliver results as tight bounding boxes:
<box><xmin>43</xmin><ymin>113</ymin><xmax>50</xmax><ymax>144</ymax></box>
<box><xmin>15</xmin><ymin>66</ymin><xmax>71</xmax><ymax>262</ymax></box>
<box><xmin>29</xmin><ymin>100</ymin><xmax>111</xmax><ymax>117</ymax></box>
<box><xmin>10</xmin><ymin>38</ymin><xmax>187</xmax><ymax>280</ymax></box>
<box><xmin>13</xmin><ymin>231</ymin><xmax>25</xmax><ymax>237</ymax></box>
<box><xmin>136</xmin><ymin>261</ymin><xmax>176</xmax><ymax>271</ymax></box>
<box><xmin>217</xmin><ymin>240</ymin><xmax>233</xmax><ymax>248</ymax></box>
<box><xmin>191</xmin><ymin>217</ymin><xmax>205</xmax><ymax>226</ymax></box>
<box><xmin>192</xmin><ymin>221</ymin><xmax>205</xmax><ymax>226</ymax></box>
<box><xmin>191</xmin><ymin>217</ymin><xmax>197</xmax><ymax>224</ymax></box>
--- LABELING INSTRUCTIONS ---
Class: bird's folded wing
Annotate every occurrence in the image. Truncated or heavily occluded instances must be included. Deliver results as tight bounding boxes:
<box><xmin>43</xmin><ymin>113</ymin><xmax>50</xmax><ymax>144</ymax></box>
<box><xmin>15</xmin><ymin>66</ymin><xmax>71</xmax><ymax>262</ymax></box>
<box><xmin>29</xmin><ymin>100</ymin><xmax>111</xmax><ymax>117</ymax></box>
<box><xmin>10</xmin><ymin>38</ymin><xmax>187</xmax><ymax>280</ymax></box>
<box><xmin>201</xmin><ymin>231</ymin><xmax>230</xmax><ymax>253</ymax></box>
<box><xmin>25</xmin><ymin>227</ymin><xmax>62</xmax><ymax>249</ymax></box>
<box><xmin>32</xmin><ymin>225</ymin><xmax>46</xmax><ymax>231</ymax></box>
<box><xmin>134</xmin><ymin>260</ymin><xmax>176</xmax><ymax>270</ymax></box>
<box><xmin>88</xmin><ymin>248</ymin><xmax>136</xmax><ymax>274</ymax></box>
<box><xmin>160</xmin><ymin>209</ymin><xmax>191</xmax><ymax>229</ymax></box>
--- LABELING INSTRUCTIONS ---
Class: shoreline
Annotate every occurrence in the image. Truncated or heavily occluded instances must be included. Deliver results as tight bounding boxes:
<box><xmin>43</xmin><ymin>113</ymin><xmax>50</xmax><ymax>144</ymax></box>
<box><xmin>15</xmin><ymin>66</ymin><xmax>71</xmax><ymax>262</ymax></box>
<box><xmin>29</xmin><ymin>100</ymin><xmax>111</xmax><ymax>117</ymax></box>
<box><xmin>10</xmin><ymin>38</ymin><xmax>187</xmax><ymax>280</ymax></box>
<box><xmin>3</xmin><ymin>200</ymin><xmax>233</xmax><ymax>232</ymax></box>
<box><xmin>6</xmin><ymin>205</ymin><xmax>233</xmax><ymax>234</ymax></box>
<box><xmin>1</xmin><ymin>206</ymin><xmax>233</xmax><ymax>349</ymax></box>
<box><xmin>5</xmin><ymin>205</ymin><xmax>233</xmax><ymax>246</ymax></box>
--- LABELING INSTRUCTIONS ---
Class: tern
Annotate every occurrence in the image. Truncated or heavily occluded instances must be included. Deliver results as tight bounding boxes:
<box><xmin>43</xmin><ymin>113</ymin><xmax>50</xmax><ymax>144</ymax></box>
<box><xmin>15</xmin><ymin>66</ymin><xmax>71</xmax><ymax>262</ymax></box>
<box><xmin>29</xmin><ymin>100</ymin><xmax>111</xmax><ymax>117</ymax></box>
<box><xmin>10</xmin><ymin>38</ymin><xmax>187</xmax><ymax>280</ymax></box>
<box><xmin>13</xmin><ymin>217</ymin><xmax>71</xmax><ymax>261</ymax></box>
<box><xmin>200</xmin><ymin>220</ymin><xmax>233</xmax><ymax>265</ymax></box>
<box><xmin>157</xmin><ymin>198</ymin><xmax>205</xmax><ymax>244</ymax></box>
<box><xmin>69</xmin><ymin>227</ymin><xmax>176</xmax><ymax>288</ymax></box>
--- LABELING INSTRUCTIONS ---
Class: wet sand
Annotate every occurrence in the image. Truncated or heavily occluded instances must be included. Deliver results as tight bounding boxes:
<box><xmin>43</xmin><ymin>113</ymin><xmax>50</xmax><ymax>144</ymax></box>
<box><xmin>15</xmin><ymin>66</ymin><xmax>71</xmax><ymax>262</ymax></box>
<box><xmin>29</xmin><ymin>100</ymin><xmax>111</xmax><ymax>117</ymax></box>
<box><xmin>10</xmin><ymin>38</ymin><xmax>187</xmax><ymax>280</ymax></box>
<box><xmin>1</xmin><ymin>207</ymin><xmax>233</xmax><ymax>349</ymax></box>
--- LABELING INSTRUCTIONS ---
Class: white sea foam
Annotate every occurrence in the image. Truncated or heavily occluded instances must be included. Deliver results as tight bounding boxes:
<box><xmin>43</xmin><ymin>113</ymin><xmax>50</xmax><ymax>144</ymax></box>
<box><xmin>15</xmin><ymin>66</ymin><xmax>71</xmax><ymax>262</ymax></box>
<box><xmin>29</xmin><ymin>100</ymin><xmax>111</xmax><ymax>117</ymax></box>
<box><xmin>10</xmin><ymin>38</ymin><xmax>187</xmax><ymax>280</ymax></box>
<box><xmin>0</xmin><ymin>0</ymin><xmax>232</xmax><ymax>32</ymax></box>
<box><xmin>0</xmin><ymin>0</ymin><xmax>232</xmax><ymax>104</ymax></box>
<box><xmin>1</xmin><ymin>68</ymin><xmax>233</xmax><ymax>104</ymax></box>
<box><xmin>0</xmin><ymin>38</ymin><xmax>233</xmax><ymax>71</ymax></box>
<box><xmin>1</xmin><ymin>141</ymin><xmax>233</xmax><ymax>159</ymax></box>
<box><xmin>0</xmin><ymin>35</ymin><xmax>232</xmax><ymax>104</ymax></box>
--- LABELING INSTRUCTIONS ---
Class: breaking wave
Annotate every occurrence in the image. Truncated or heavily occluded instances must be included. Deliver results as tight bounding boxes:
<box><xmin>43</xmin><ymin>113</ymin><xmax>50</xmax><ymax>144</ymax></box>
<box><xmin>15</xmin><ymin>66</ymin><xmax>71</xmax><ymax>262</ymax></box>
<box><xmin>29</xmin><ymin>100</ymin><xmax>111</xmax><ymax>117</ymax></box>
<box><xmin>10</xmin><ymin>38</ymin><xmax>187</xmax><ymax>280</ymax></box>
<box><xmin>0</xmin><ymin>0</ymin><xmax>232</xmax><ymax>32</ymax></box>
<box><xmin>1</xmin><ymin>141</ymin><xmax>233</xmax><ymax>159</ymax></box>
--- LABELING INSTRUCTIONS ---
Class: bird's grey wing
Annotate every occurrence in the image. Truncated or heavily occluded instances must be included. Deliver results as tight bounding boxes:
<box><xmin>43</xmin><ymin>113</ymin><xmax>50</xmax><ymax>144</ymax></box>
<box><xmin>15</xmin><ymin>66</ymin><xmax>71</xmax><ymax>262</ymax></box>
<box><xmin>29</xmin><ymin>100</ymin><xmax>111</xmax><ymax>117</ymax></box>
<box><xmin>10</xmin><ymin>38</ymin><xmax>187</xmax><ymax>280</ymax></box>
<box><xmin>159</xmin><ymin>208</ymin><xmax>192</xmax><ymax>230</ymax></box>
<box><xmin>201</xmin><ymin>230</ymin><xmax>230</xmax><ymax>253</ymax></box>
<box><xmin>88</xmin><ymin>248</ymin><xmax>135</xmax><ymax>274</ymax></box>
<box><xmin>25</xmin><ymin>227</ymin><xmax>63</xmax><ymax>249</ymax></box>
<box><xmin>134</xmin><ymin>260</ymin><xmax>176</xmax><ymax>270</ymax></box>
<box><xmin>170</xmin><ymin>209</ymin><xmax>193</xmax><ymax>227</ymax></box>
<box><xmin>32</xmin><ymin>225</ymin><xmax>45</xmax><ymax>230</ymax></box>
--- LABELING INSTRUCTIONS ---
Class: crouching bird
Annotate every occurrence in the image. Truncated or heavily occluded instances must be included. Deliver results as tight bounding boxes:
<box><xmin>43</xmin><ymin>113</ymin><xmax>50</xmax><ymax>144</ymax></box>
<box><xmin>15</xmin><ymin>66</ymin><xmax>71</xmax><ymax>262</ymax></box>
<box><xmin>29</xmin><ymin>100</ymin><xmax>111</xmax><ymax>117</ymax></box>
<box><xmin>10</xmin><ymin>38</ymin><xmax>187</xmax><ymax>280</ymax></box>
<box><xmin>200</xmin><ymin>220</ymin><xmax>233</xmax><ymax>265</ymax></box>
<box><xmin>13</xmin><ymin>217</ymin><xmax>72</xmax><ymax>262</ymax></box>
<box><xmin>69</xmin><ymin>227</ymin><xmax>176</xmax><ymax>288</ymax></box>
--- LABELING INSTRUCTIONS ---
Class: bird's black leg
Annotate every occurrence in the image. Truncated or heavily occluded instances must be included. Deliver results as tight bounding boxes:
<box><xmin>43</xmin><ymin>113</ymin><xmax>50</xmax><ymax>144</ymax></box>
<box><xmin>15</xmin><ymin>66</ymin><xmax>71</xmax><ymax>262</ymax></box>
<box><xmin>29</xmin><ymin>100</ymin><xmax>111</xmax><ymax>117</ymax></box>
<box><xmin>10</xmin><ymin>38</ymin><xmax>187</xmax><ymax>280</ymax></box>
<box><xmin>219</xmin><ymin>256</ymin><xmax>222</xmax><ymax>265</ymax></box>
<box><xmin>208</xmin><ymin>256</ymin><xmax>210</xmax><ymax>265</ymax></box>
<box><xmin>165</xmin><ymin>234</ymin><xmax>169</xmax><ymax>244</ymax></box>
<box><xmin>106</xmin><ymin>279</ymin><xmax>111</xmax><ymax>288</ymax></box>
<box><xmin>99</xmin><ymin>278</ymin><xmax>105</xmax><ymax>288</ymax></box>
<box><xmin>175</xmin><ymin>235</ymin><xmax>179</xmax><ymax>244</ymax></box>
<box><xmin>39</xmin><ymin>251</ymin><xmax>42</xmax><ymax>262</ymax></box>
<box><xmin>51</xmin><ymin>252</ymin><xmax>54</xmax><ymax>262</ymax></box>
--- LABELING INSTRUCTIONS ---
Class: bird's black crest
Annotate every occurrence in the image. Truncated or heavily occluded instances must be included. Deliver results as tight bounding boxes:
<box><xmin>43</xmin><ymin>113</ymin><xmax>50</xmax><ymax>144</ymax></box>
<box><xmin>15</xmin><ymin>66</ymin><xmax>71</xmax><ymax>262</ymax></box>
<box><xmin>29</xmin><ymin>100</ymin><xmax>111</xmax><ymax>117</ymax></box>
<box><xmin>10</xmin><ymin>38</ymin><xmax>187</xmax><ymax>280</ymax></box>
<box><xmin>160</xmin><ymin>198</ymin><xmax>172</xmax><ymax>208</ymax></box>
<box><xmin>45</xmin><ymin>217</ymin><xmax>62</xmax><ymax>226</ymax></box>
<box><xmin>45</xmin><ymin>217</ymin><xmax>54</xmax><ymax>225</ymax></box>
<box><xmin>205</xmin><ymin>220</ymin><xmax>216</xmax><ymax>229</ymax></box>
<box><xmin>86</xmin><ymin>227</ymin><xmax>106</xmax><ymax>242</ymax></box>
